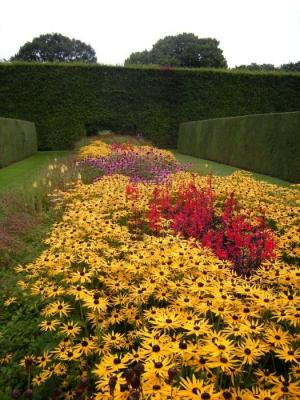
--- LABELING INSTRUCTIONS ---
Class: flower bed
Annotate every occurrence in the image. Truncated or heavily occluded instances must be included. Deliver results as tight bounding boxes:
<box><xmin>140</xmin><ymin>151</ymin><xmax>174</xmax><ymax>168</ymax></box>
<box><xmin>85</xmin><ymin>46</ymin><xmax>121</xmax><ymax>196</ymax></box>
<box><xmin>1</xmin><ymin>140</ymin><xmax>299</xmax><ymax>399</ymax></box>
<box><xmin>147</xmin><ymin>180</ymin><xmax>276</xmax><ymax>276</ymax></box>
<box><xmin>80</xmin><ymin>141</ymin><xmax>186</xmax><ymax>183</ymax></box>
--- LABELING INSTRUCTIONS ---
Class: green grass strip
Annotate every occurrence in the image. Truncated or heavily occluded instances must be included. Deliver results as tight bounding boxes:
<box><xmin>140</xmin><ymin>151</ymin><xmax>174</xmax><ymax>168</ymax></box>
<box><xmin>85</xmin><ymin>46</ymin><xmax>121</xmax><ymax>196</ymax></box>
<box><xmin>172</xmin><ymin>150</ymin><xmax>290</xmax><ymax>187</ymax></box>
<box><xmin>0</xmin><ymin>151</ymin><xmax>70</xmax><ymax>193</ymax></box>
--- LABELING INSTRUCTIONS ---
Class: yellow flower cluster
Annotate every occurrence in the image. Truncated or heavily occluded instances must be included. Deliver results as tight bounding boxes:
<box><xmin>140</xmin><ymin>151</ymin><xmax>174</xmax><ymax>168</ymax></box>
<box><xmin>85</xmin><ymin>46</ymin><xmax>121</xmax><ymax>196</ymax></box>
<box><xmin>12</xmin><ymin>142</ymin><xmax>300</xmax><ymax>399</ymax></box>
<box><xmin>77</xmin><ymin>139</ymin><xmax>177</xmax><ymax>162</ymax></box>
<box><xmin>132</xmin><ymin>145</ymin><xmax>177</xmax><ymax>162</ymax></box>
<box><xmin>77</xmin><ymin>140</ymin><xmax>112</xmax><ymax>158</ymax></box>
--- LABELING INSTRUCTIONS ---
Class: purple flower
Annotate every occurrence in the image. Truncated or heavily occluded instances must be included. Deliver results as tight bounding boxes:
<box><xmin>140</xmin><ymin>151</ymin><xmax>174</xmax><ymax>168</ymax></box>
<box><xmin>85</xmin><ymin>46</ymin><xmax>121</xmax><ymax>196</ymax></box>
<box><xmin>82</xmin><ymin>151</ymin><xmax>186</xmax><ymax>183</ymax></box>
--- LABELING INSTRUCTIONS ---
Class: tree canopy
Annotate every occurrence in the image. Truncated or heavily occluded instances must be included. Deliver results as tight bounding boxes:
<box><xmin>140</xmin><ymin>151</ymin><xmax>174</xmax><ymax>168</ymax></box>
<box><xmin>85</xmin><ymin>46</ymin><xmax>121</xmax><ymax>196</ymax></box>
<box><xmin>11</xmin><ymin>33</ymin><xmax>97</xmax><ymax>63</ymax></box>
<box><xmin>234</xmin><ymin>63</ymin><xmax>276</xmax><ymax>71</ymax></box>
<box><xmin>125</xmin><ymin>33</ymin><xmax>227</xmax><ymax>68</ymax></box>
<box><xmin>280</xmin><ymin>61</ymin><xmax>300</xmax><ymax>72</ymax></box>
<box><xmin>234</xmin><ymin>62</ymin><xmax>300</xmax><ymax>72</ymax></box>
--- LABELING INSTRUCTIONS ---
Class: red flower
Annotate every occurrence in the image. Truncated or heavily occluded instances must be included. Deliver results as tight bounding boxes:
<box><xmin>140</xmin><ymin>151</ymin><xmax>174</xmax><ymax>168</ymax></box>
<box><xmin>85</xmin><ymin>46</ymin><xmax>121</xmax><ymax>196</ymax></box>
<box><xmin>147</xmin><ymin>180</ymin><xmax>276</xmax><ymax>275</ymax></box>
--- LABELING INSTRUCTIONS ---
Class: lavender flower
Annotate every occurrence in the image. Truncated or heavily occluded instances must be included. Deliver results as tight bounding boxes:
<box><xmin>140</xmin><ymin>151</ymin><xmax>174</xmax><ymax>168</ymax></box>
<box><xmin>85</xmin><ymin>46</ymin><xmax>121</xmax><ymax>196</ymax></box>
<box><xmin>82</xmin><ymin>149</ymin><xmax>186</xmax><ymax>183</ymax></box>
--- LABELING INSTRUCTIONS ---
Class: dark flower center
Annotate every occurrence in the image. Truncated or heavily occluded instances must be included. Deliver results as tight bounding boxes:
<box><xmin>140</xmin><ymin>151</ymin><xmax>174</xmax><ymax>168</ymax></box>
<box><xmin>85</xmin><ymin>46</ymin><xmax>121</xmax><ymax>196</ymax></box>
<box><xmin>152</xmin><ymin>345</ymin><xmax>160</xmax><ymax>352</ymax></box>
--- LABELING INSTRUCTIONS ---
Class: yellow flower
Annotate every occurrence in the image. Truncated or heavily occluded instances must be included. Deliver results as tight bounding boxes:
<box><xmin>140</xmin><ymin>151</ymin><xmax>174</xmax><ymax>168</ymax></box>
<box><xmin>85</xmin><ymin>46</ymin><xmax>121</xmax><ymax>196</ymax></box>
<box><xmin>4</xmin><ymin>296</ymin><xmax>17</xmax><ymax>306</ymax></box>
<box><xmin>180</xmin><ymin>375</ymin><xmax>220</xmax><ymax>399</ymax></box>
<box><xmin>57</xmin><ymin>347</ymin><xmax>81</xmax><ymax>361</ymax></box>
<box><xmin>236</xmin><ymin>338</ymin><xmax>266</xmax><ymax>365</ymax></box>
<box><xmin>43</xmin><ymin>300</ymin><xmax>72</xmax><ymax>318</ymax></box>
<box><xmin>274</xmin><ymin>346</ymin><xmax>300</xmax><ymax>363</ymax></box>
<box><xmin>36</xmin><ymin>352</ymin><xmax>52</xmax><ymax>368</ymax></box>
<box><xmin>60</xmin><ymin>321</ymin><xmax>81</xmax><ymax>337</ymax></box>
<box><xmin>74</xmin><ymin>337</ymin><xmax>97</xmax><ymax>356</ymax></box>
<box><xmin>264</xmin><ymin>326</ymin><xmax>291</xmax><ymax>348</ymax></box>
<box><xmin>39</xmin><ymin>319</ymin><xmax>60</xmax><ymax>332</ymax></box>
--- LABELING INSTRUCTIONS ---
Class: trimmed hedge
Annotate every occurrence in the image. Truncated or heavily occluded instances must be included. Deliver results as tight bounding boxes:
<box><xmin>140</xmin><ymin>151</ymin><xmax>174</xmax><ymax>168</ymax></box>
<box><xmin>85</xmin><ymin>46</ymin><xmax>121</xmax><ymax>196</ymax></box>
<box><xmin>0</xmin><ymin>63</ymin><xmax>300</xmax><ymax>150</ymax></box>
<box><xmin>177</xmin><ymin>111</ymin><xmax>300</xmax><ymax>182</ymax></box>
<box><xmin>0</xmin><ymin>117</ymin><xmax>37</xmax><ymax>168</ymax></box>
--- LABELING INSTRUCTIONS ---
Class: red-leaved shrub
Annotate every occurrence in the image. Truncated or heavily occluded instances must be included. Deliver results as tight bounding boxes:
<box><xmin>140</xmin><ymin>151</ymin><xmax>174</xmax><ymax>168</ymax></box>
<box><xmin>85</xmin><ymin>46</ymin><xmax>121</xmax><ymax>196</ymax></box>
<box><xmin>147</xmin><ymin>181</ymin><xmax>276</xmax><ymax>275</ymax></box>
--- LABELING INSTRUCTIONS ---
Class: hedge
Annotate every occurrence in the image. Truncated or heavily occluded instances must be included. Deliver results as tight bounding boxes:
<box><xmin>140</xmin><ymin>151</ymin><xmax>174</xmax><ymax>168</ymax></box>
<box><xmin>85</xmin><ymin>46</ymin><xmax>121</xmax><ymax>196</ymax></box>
<box><xmin>0</xmin><ymin>63</ymin><xmax>300</xmax><ymax>150</ymax></box>
<box><xmin>177</xmin><ymin>111</ymin><xmax>300</xmax><ymax>182</ymax></box>
<box><xmin>0</xmin><ymin>117</ymin><xmax>37</xmax><ymax>168</ymax></box>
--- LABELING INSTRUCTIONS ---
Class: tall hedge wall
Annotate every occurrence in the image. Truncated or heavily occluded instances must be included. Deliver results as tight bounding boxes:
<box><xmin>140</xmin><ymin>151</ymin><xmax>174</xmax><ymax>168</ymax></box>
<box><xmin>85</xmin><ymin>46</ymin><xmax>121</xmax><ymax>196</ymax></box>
<box><xmin>0</xmin><ymin>117</ymin><xmax>37</xmax><ymax>168</ymax></box>
<box><xmin>177</xmin><ymin>111</ymin><xmax>300</xmax><ymax>182</ymax></box>
<box><xmin>0</xmin><ymin>63</ymin><xmax>300</xmax><ymax>150</ymax></box>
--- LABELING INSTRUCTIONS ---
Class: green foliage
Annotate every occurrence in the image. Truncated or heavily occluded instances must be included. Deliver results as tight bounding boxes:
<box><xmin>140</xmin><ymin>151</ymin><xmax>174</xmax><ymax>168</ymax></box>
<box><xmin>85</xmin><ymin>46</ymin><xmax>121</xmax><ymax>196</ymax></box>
<box><xmin>280</xmin><ymin>61</ymin><xmax>300</xmax><ymax>72</ymax></box>
<box><xmin>172</xmin><ymin>151</ymin><xmax>290</xmax><ymax>186</ymax></box>
<box><xmin>11</xmin><ymin>33</ymin><xmax>97</xmax><ymax>63</ymax></box>
<box><xmin>177</xmin><ymin>111</ymin><xmax>300</xmax><ymax>182</ymax></box>
<box><xmin>234</xmin><ymin>63</ymin><xmax>277</xmax><ymax>71</ymax></box>
<box><xmin>234</xmin><ymin>62</ymin><xmax>300</xmax><ymax>73</ymax></box>
<box><xmin>0</xmin><ymin>117</ymin><xmax>37</xmax><ymax>167</ymax></box>
<box><xmin>125</xmin><ymin>33</ymin><xmax>227</xmax><ymax>68</ymax></box>
<box><xmin>0</xmin><ymin>210</ymin><xmax>57</xmax><ymax>398</ymax></box>
<box><xmin>0</xmin><ymin>151</ymin><xmax>69</xmax><ymax>193</ymax></box>
<box><xmin>0</xmin><ymin>63</ymin><xmax>300</xmax><ymax>150</ymax></box>
<box><xmin>126</xmin><ymin>49</ymin><xmax>152</xmax><ymax>65</ymax></box>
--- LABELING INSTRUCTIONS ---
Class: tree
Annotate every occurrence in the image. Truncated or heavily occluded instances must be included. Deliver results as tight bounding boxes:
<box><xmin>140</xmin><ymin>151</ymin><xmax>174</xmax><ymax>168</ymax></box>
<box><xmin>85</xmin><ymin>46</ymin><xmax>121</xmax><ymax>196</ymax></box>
<box><xmin>280</xmin><ymin>61</ymin><xmax>300</xmax><ymax>72</ymax></box>
<box><xmin>234</xmin><ymin>63</ymin><xmax>276</xmax><ymax>71</ymax></box>
<box><xmin>11</xmin><ymin>33</ymin><xmax>97</xmax><ymax>63</ymax></box>
<box><xmin>125</xmin><ymin>33</ymin><xmax>227</xmax><ymax>68</ymax></box>
<box><xmin>125</xmin><ymin>50</ymin><xmax>153</xmax><ymax>65</ymax></box>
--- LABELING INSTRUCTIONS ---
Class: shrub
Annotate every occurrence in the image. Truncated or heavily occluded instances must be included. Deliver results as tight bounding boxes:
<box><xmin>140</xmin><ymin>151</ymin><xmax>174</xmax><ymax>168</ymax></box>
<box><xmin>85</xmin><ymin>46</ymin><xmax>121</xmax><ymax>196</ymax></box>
<box><xmin>0</xmin><ymin>117</ymin><xmax>37</xmax><ymax>168</ymax></box>
<box><xmin>0</xmin><ymin>63</ymin><xmax>300</xmax><ymax>149</ymax></box>
<box><xmin>177</xmin><ymin>111</ymin><xmax>300</xmax><ymax>182</ymax></box>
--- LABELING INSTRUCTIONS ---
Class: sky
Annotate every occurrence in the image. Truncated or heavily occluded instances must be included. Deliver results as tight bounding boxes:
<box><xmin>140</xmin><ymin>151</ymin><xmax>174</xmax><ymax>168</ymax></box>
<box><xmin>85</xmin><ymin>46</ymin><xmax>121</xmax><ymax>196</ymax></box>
<box><xmin>1</xmin><ymin>0</ymin><xmax>300</xmax><ymax>67</ymax></box>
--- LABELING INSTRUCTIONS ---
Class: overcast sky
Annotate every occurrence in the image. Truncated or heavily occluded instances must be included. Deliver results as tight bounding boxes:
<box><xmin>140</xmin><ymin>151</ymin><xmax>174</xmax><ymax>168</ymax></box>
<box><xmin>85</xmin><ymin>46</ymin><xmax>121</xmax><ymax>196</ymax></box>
<box><xmin>1</xmin><ymin>0</ymin><xmax>300</xmax><ymax>67</ymax></box>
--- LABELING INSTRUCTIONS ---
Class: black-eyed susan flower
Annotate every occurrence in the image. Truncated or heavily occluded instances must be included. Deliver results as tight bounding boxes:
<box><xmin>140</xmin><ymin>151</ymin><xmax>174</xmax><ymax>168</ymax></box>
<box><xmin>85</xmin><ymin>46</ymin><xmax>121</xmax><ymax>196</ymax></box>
<box><xmin>236</xmin><ymin>338</ymin><xmax>266</xmax><ymax>365</ymax></box>
<box><xmin>60</xmin><ymin>321</ymin><xmax>81</xmax><ymax>337</ymax></box>
<box><xmin>43</xmin><ymin>300</ymin><xmax>72</xmax><ymax>317</ymax></box>
<box><xmin>180</xmin><ymin>375</ymin><xmax>220</xmax><ymax>399</ymax></box>
<box><xmin>39</xmin><ymin>319</ymin><xmax>60</xmax><ymax>332</ymax></box>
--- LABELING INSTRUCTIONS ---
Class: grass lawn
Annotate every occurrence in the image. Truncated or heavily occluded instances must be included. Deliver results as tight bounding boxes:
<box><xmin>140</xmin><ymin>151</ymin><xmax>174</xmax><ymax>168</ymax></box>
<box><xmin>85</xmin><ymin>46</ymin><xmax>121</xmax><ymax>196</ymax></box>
<box><xmin>0</xmin><ymin>151</ymin><xmax>70</xmax><ymax>192</ymax></box>
<box><xmin>172</xmin><ymin>150</ymin><xmax>291</xmax><ymax>187</ymax></box>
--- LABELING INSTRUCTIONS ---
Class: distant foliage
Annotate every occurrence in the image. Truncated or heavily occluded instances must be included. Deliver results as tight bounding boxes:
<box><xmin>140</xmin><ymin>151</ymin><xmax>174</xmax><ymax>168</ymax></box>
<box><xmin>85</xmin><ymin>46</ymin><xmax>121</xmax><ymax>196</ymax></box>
<box><xmin>280</xmin><ymin>61</ymin><xmax>300</xmax><ymax>72</ymax></box>
<box><xmin>234</xmin><ymin>63</ymin><xmax>277</xmax><ymax>71</ymax></box>
<box><xmin>11</xmin><ymin>33</ymin><xmax>97</xmax><ymax>63</ymax></box>
<box><xmin>125</xmin><ymin>33</ymin><xmax>227</xmax><ymax>68</ymax></box>
<box><xmin>234</xmin><ymin>61</ymin><xmax>300</xmax><ymax>72</ymax></box>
